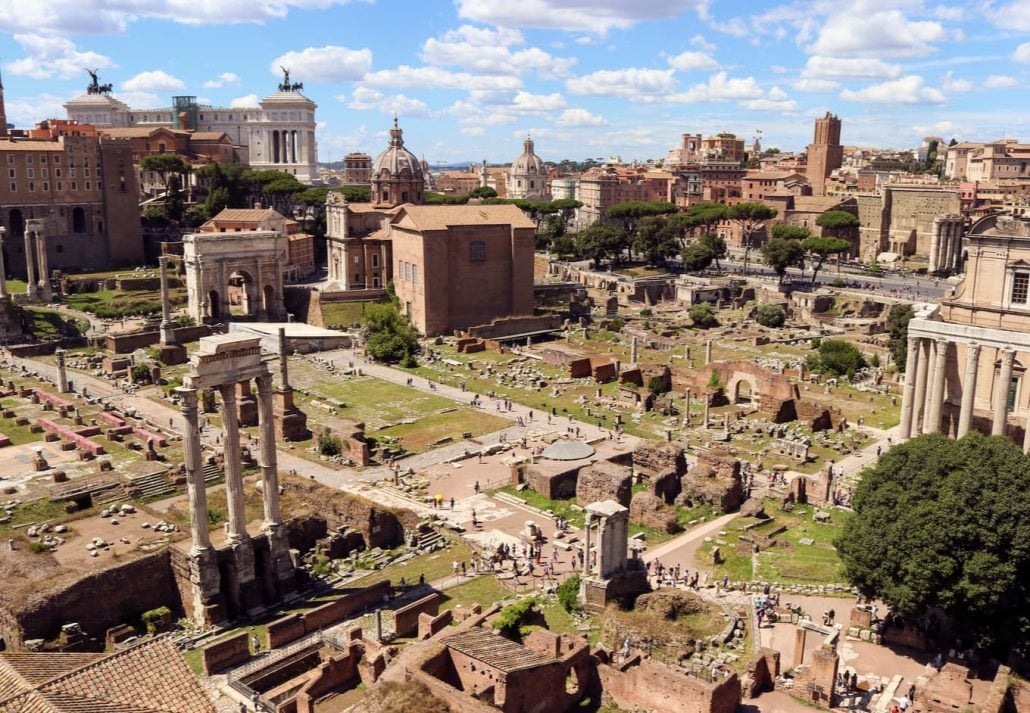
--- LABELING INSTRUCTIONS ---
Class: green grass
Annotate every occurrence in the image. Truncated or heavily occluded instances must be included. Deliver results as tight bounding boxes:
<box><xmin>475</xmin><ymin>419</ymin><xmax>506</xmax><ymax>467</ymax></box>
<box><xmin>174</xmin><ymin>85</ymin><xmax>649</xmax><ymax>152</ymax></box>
<box><xmin>495</xmin><ymin>486</ymin><xmax>585</xmax><ymax>528</ymax></box>
<box><xmin>64</xmin><ymin>286</ymin><xmax>186</xmax><ymax>319</ymax></box>
<box><xmin>439</xmin><ymin>575</ymin><xmax>509</xmax><ymax>614</ymax></box>
<box><xmin>302</xmin><ymin>376</ymin><xmax>464</xmax><ymax>428</ymax></box>
<box><xmin>320</xmin><ymin>301</ymin><xmax>379</xmax><ymax>328</ymax></box>
<box><xmin>25</xmin><ymin>308</ymin><xmax>86</xmax><ymax>337</ymax></box>
<box><xmin>0</xmin><ymin>498</ymin><xmax>90</xmax><ymax>538</ymax></box>
<box><xmin>376</xmin><ymin>409</ymin><xmax>508</xmax><ymax>452</ymax></box>
<box><xmin>349</xmin><ymin>534</ymin><xmax>473</xmax><ymax>588</ymax></box>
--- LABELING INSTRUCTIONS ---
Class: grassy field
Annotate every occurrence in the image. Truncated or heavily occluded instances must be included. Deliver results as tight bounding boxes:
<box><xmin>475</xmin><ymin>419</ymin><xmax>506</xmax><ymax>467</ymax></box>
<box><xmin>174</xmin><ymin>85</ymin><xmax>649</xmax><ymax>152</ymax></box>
<box><xmin>349</xmin><ymin>534</ymin><xmax>473</xmax><ymax>588</ymax></box>
<box><xmin>439</xmin><ymin>575</ymin><xmax>509</xmax><ymax>614</ymax></box>
<box><xmin>697</xmin><ymin>497</ymin><xmax>851</xmax><ymax>585</ymax></box>
<box><xmin>320</xmin><ymin>301</ymin><xmax>378</xmax><ymax>329</ymax></box>
<box><xmin>65</xmin><ymin>286</ymin><xmax>186</xmax><ymax>319</ymax></box>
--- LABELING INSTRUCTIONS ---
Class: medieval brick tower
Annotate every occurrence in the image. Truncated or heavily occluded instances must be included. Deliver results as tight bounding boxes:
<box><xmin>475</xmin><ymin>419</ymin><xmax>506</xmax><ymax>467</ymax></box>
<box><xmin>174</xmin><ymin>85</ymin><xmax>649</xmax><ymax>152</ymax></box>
<box><xmin>806</xmin><ymin>112</ymin><xmax>843</xmax><ymax>196</ymax></box>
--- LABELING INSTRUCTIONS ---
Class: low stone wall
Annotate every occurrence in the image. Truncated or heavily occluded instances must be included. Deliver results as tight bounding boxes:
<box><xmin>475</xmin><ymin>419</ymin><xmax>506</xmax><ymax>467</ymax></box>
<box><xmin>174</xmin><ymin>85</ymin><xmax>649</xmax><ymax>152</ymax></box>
<box><xmin>202</xmin><ymin>631</ymin><xmax>251</xmax><ymax>674</ymax></box>
<box><xmin>596</xmin><ymin>658</ymin><xmax>741</xmax><ymax>713</ymax></box>
<box><xmin>393</xmin><ymin>593</ymin><xmax>439</xmax><ymax>637</ymax></box>
<box><xmin>106</xmin><ymin>325</ymin><xmax>212</xmax><ymax>353</ymax></box>
<box><xmin>466</xmin><ymin>314</ymin><xmax>560</xmax><ymax>340</ymax></box>
<box><xmin>265</xmin><ymin>580</ymin><xmax>390</xmax><ymax>649</ymax></box>
<box><xmin>418</xmin><ymin>610</ymin><xmax>453</xmax><ymax>640</ymax></box>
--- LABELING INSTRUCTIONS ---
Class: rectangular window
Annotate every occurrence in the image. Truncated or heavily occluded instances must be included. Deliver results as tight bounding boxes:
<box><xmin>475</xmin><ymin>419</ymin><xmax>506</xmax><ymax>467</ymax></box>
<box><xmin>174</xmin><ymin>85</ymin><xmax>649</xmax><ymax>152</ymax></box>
<box><xmin>57</xmin><ymin>182</ymin><xmax>63</xmax><ymax>191</ymax></box>
<box><xmin>7</xmin><ymin>169</ymin><xmax>13</xmax><ymax>179</ymax></box>
<box><xmin>42</xmin><ymin>182</ymin><xmax>49</xmax><ymax>191</ymax></box>
<box><xmin>85</xmin><ymin>181</ymin><xmax>91</xmax><ymax>190</ymax></box>
<box><xmin>412</xmin><ymin>265</ymin><xmax>418</xmax><ymax>286</ymax></box>
<box><xmin>40</xmin><ymin>155</ymin><xmax>47</xmax><ymax>164</ymax></box>
<box><xmin>469</xmin><ymin>240</ymin><xmax>486</xmax><ymax>262</ymax></box>
<box><xmin>70</xmin><ymin>168</ymin><xmax>77</xmax><ymax>178</ymax></box>
<box><xmin>41</xmin><ymin>168</ymin><xmax>48</xmax><ymax>178</ymax></box>
<box><xmin>84</xmin><ymin>168</ymin><xmax>90</xmax><ymax>177</ymax></box>
<box><xmin>28</xmin><ymin>182</ymin><xmax>35</xmax><ymax>192</ymax></box>
<box><xmin>71</xmin><ymin>182</ymin><xmax>77</xmax><ymax>191</ymax></box>
<box><xmin>25</xmin><ymin>155</ymin><xmax>33</xmax><ymax>164</ymax></box>
<box><xmin>5</xmin><ymin>154</ymin><xmax>12</xmax><ymax>164</ymax></box>
<box><xmin>26</xmin><ymin>168</ymin><xmax>34</xmax><ymax>179</ymax></box>
<box><xmin>54</xmin><ymin>156</ymin><xmax>61</xmax><ymax>165</ymax></box>
<box><xmin>55</xmin><ymin>168</ymin><xmax>61</xmax><ymax>178</ymax></box>
<box><xmin>1008</xmin><ymin>376</ymin><xmax>1019</xmax><ymax>413</ymax></box>
<box><xmin>9</xmin><ymin>183</ymin><xmax>15</xmax><ymax>192</ymax></box>
<box><xmin>1012</xmin><ymin>273</ymin><xmax>1029</xmax><ymax>304</ymax></box>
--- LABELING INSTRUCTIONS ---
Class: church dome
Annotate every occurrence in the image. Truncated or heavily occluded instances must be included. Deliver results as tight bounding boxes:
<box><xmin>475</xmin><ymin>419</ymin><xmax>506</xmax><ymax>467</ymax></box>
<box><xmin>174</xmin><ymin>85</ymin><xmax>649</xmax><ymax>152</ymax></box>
<box><xmin>511</xmin><ymin>136</ymin><xmax>546</xmax><ymax>177</ymax></box>
<box><xmin>373</xmin><ymin>118</ymin><xmax>423</xmax><ymax>181</ymax></box>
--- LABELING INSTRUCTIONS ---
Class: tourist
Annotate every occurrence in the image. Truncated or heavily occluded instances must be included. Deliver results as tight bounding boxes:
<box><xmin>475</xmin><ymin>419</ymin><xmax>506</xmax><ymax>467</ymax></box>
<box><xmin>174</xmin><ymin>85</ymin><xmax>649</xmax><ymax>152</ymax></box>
<box><xmin>419</xmin><ymin>572</ymin><xmax>425</xmax><ymax>585</ymax></box>
<box><xmin>461</xmin><ymin>561</ymin><xmax>466</xmax><ymax>576</ymax></box>
<box><xmin>450</xmin><ymin>497</ymin><xmax>455</xmax><ymax>510</ymax></box>
<box><xmin>452</xmin><ymin>560</ymin><xmax>459</xmax><ymax>576</ymax></box>
<box><xmin>474</xmin><ymin>481</ymin><xmax>480</xmax><ymax>494</ymax></box>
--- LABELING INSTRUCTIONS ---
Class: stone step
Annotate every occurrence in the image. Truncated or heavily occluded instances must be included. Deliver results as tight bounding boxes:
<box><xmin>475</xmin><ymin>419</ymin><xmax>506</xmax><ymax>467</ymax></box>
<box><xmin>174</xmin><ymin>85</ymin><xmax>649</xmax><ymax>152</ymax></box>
<box><xmin>873</xmin><ymin>674</ymin><xmax>904</xmax><ymax>713</ymax></box>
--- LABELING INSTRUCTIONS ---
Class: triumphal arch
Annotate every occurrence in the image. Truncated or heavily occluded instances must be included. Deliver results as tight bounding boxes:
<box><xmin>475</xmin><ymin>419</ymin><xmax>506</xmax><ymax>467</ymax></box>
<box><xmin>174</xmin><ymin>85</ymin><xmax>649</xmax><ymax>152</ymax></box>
<box><xmin>183</xmin><ymin>230</ymin><xmax>288</xmax><ymax>323</ymax></box>
<box><xmin>178</xmin><ymin>334</ymin><xmax>294</xmax><ymax>625</ymax></box>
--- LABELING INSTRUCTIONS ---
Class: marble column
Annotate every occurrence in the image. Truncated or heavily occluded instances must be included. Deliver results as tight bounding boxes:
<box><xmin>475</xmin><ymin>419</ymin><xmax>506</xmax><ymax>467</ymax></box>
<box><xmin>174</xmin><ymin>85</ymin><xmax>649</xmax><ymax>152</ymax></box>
<box><xmin>898</xmin><ymin>336</ymin><xmax>920</xmax><ymax>440</ymax></box>
<box><xmin>957</xmin><ymin>344</ymin><xmax>981</xmax><ymax>438</ymax></box>
<box><xmin>926</xmin><ymin>339</ymin><xmax>949</xmax><ymax>434</ymax></box>
<box><xmin>992</xmin><ymin>350</ymin><xmax>1015</xmax><ymax>437</ymax></box>
<box><xmin>0</xmin><ymin>232</ymin><xmax>8</xmax><ymax>300</ymax></box>
<box><xmin>255</xmin><ymin>375</ymin><xmax>281</xmax><ymax>528</ymax></box>
<box><xmin>928</xmin><ymin>219</ymin><xmax>941</xmax><ymax>273</ymax></box>
<box><xmin>23</xmin><ymin>231</ymin><xmax>38</xmax><ymax>300</ymax></box>
<box><xmin>178</xmin><ymin>388</ymin><xmax>211</xmax><ymax>552</ymax></box>
<box><xmin>682</xmin><ymin>388</ymin><xmax>691</xmax><ymax>428</ymax></box>
<box><xmin>55</xmin><ymin>349</ymin><xmax>68</xmax><ymax>393</ymax></box>
<box><xmin>705</xmin><ymin>339</ymin><xmax>713</xmax><ymax>365</ymax></box>
<box><xmin>582</xmin><ymin>514</ymin><xmax>591</xmax><ymax>576</ymax></box>
<box><xmin>159</xmin><ymin>255</ymin><xmax>176</xmax><ymax>346</ymax></box>
<box><xmin>278</xmin><ymin>327</ymin><xmax>290</xmax><ymax>389</ymax></box>
<box><xmin>36</xmin><ymin>229</ymin><xmax>51</xmax><ymax>302</ymax></box>
<box><xmin>911</xmin><ymin>338</ymin><xmax>930</xmax><ymax>436</ymax></box>
<box><xmin>703</xmin><ymin>392</ymin><xmax>711</xmax><ymax>428</ymax></box>
<box><xmin>219</xmin><ymin>383</ymin><xmax>247</xmax><ymax>541</ymax></box>
<box><xmin>922</xmin><ymin>340</ymin><xmax>939</xmax><ymax>433</ymax></box>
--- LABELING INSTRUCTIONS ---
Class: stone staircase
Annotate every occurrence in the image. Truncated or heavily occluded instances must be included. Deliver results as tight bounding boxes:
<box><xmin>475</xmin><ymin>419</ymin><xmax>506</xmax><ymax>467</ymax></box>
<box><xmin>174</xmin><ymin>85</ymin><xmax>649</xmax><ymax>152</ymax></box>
<box><xmin>127</xmin><ymin>469</ymin><xmax>173</xmax><ymax>498</ymax></box>
<box><xmin>202</xmin><ymin>462</ymin><xmax>221</xmax><ymax>483</ymax></box>
<box><xmin>414</xmin><ymin>528</ymin><xmax>445</xmax><ymax>552</ymax></box>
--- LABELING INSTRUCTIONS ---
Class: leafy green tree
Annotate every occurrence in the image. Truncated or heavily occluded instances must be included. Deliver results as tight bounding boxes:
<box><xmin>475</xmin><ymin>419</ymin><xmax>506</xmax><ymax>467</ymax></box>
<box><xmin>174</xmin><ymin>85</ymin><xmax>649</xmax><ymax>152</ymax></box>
<box><xmin>141</xmin><ymin>153</ymin><xmax>190</xmax><ymax>189</ymax></box>
<box><xmin>337</xmin><ymin>184</ymin><xmax>371</xmax><ymax>202</ymax></box>
<box><xmin>727</xmin><ymin>202</ymin><xmax>777</xmax><ymax>275</ymax></box>
<box><xmin>605</xmin><ymin>200</ymin><xmax>678</xmax><ymax>234</ymax></box>
<box><xmin>143</xmin><ymin>205</ymin><xmax>169</xmax><ymax>226</ymax></box>
<box><xmin>317</xmin><ymin>428</ymin><xmax>342</xmax><ymax>456</ymax></box>
<box><xmin>836</xmin><ymin>432</ymin><xmax>1030</xmax><ymax>659</ymax></box>
<box><xmin>165</xmin><ymin>173</ymin><xmax>185</xmax><ymax>223</ymax></box>
<box><xmin>803</xmin><ymin>235</ymin><xmax>852</xmax><ymax>285</ymax></box>
<box><xmin>551</xmin><ymin>234</ymin><xmax>577</xmax><ymax>260</ymax></box>
<box><xmin>887</xmin><ymin>304</ymin><xmax>915</xmax><ymax>370</ymax></box>
<box><xmin>754</xmin><ymin>302</ymin><xmax>786</xmax><ymax>328</ymax></box>
<box><xmin>806</xmin><ymin>338</ymin><xmax>866</xmax><ymax>378</ymax></box>
<box><xmin>698</xmin><ymin>233</ymin><xmax>727</xmax><ymax>268</ymax></box>
<box><xmin>770</xmin><ymin>223</ymin><xmax>810</xmax><ymax>242</ymax></box>
<box><xmin>681</xmin><ymin>241</ymin><xmax>715</xmax><ymax>272</ymax></box>
<box><xmin>363</xmin><ymin>303</ymin><xmax>420</xmax><ymax>364</ymax></box>
<box><xmin>682</xmin><ymin>201</ymin><xmax>728</xmax><ymax>237</ymax></box>
<box><xmin>815</xmin><ymin>210</ymin><xmax>860</xmax><ymax>237</ymax></box>
<box><xmin>633</xmin><ymin>216</ymin><xmax>680</xmax><ymax>266</ymax></box>
<box><xmin>470</xmin><ymin>186</ymin><xmax>498</xmax><ymax>199</ymax></box>
<box><xmin>689</xmin><ymin>302</ymin><xmax>718</xmax><ymax>328</ymax></box>
<box><xmin>575</xmin><ymin>224</ymin><xmax>628</xmax><ymax>266</ymax></box>
<box><xmin>557</xmin><ymin>573</ymin><xmax>581</xmax><ymax>613</ymax></box>
<box><xmin>761</xmin><ymin>236</ymin><xmax>805</xmax><ymax>283</ymax></box>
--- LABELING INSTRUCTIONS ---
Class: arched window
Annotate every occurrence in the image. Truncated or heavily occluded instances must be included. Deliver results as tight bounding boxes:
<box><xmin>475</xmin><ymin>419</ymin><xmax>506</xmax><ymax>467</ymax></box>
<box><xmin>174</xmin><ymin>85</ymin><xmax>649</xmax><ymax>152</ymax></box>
<box><xmin>72</xmin><ymin>207</ymin><xmax>86</xmax><ymax>234</ymax></box>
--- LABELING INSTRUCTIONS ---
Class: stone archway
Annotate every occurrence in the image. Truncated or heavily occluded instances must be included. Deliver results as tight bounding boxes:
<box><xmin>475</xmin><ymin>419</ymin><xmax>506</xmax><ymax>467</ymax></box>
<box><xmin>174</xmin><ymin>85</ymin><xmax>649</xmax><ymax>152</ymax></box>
<box><xmin>734</xmin><ymin>378</ymin><xmax>754</xmax><ymax>404</ymax></box>
<box><xmin>183</xmin><ymin>229</ymin><xmax>287</xmax><ymax>324</ymax></box>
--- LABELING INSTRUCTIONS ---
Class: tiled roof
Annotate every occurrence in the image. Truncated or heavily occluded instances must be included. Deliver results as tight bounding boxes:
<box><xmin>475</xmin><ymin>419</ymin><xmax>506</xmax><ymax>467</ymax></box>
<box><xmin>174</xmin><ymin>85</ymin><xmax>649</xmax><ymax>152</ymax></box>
<box><xmin>0</xmin><ymin>639</ymin><xmax>214</xmax><ymax>713</ymax></box>
<box><xmin>441</xmin><ymin>627</ymin><xmax>554</xmax><ymax>673</ymax></box>
<box><xmin>98</xmin><ymin>128</ymin><xmax>185</xmax><ymax>139</ymax></box>
<box><xmin>0</xmin><ymin>141</ymin><xmax>63</xmax><ymax>152</ymax></box>
<box><xmin>393</xmin><ymin>204</ymin><xmax>535</xmax><ymax>231</ymax></box>
<box><xmin>209</xmin><ymin>208</ymin><xmax>286</xmax><ymax>222</ymax></box>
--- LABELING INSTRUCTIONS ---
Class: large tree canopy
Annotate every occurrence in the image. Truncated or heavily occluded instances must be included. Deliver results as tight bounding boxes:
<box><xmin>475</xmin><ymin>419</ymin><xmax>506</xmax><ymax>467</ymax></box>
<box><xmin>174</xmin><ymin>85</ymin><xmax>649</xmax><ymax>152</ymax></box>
<box><xmin>836</xmin><ymin>432</ymin><xmax>1030</xmax><ymax>659</ymax></box>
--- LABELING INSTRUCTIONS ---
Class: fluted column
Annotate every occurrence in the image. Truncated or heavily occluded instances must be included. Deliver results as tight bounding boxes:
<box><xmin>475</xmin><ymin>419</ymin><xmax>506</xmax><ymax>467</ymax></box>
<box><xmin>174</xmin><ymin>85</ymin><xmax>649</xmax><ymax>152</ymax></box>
<box><xmin>957</xmin><ymin>344</ymin><xmax>981</xmax><ymax>438</ymax></box>
<box><xmin>898</xmin><ymin>336</ymin><xmax>920</xmax><ymax>439</ymax></box>
<box><xmin>583</xmin><ymin>514</ymin><xmax>591</xmax><ymax>576</ymax></box>
<box><xmin>219</xmin><ymin>383</ymin><xmax>247</xmax><ymax>542</ymax></box>
<box><xmin>926</xmin><ymin>339</ymin><xmax>949</xmax><ymax>434</ymax></box>
<box><xmin>24</xmin><ymin>231</ymin><xmax>37</xmax><ymax>300</ymax></box>
<box><xmin>255</xmin><ymin>375</ymin><xmax>281</xmax><ymax>528</ymax></box>
<box><xmin>0</xmin><ymin>232</ymin><xmax>8</xmax><ymax>300</ymax></box>
<box><xmin>911</xmin><ymin>338</ymin><xmax>930</xmax><ymax>436</ymax></box>
<box><xmin>178</xmin><ymin>388</ymin><xmax>211</xmax><ymax>551</ymax></box>
<box><xmin>158</xmin><ymin>255</ymin><xmax>175</xmax><ymax>346</ymax></box>
<box><xmin>992</xmin><ymin>350</ymin><xmax>1015</xmax><ymax>437</ymax></box>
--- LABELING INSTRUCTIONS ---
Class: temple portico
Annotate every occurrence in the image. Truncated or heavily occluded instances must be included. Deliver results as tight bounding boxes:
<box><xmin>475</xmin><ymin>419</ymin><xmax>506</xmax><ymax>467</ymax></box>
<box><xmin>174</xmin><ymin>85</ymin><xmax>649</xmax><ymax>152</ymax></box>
<box><xmin>179</xmin><ymin>334</ymin><xmax>295</xmax><ymax>625</ymax></box>
<box><xmin>899</xmin><ymin>313</ymin><xmax>1030</xmax><ymax>452</ymax></box>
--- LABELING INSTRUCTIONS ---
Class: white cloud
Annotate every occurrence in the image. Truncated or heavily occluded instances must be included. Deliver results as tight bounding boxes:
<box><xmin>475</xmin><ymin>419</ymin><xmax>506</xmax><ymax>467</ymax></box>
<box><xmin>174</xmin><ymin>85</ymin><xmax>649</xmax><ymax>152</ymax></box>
<box><xmin>230</xmin><ymin>94</ymin><xmax>260</xmax><ymax>108</ymax></box>
<box><xmin>668</xmin><ymin>50</ymin><xmax>719</xmax><ymax>72</ymax></box>
<box><xmin>3</xmin><ymin>92</ymin><xmax>68</xmax><ymax>128</ymax></box>
<box><xmin>566</xmin><ymin>68</ymin><xmax>677</xmax><ymax>99</ymax></box>
<box><xmin>347</xmin><ymin>87</ymin><xmax>431</xmax><ymax>117</ymax></box>
<box><xmin>270</xmin><ymin>45</ymin><xmax>372</xmax><ymax>83</ymax></box>
<box><xmin>676</xmin><ymin>71</ymin><xmax>764</xmax><ymax>102</ymax></box>
<box><xmin>841</xmin><ymin>75</ymin><xmax>946</xmax><ymax>104</ymax></box>
<box><xmin>771</xmin><ymin>65</ymin><xmax>788</xmax><ymax>74</ymax></box>
<box><xmin>0</xmin><ymin>0</ymin><xmax>365</xmax><ymax>36</ymax></box>
<box><xmin>420</xmin><ymin>25</ymin><xmax>576</xmax><ymax>78</ymax></box>
<box><xmin>690</xmin><ymin>34</ymin><xmax>716</xmax><ymax>52</ymax></box>
<box><xmin>203</xmin><ymin>72</ymin><xmax>240</xmax><ymax>89</ymax></box>
<box><xmin>454</xmin><ymin>0</ymin><xmax>706</xmax><ymax>34</ymax></box>
<box><xmin>574</xmin><ymin>36</ymin><xmax>594</xmax><ymax>45</ymax></box>
<box><xmin>808</xmin><ymin>10</ymin><xmax>945</xmax><ymax>58</ymax></box>
<box><xmin>984</xmin><ymin>74</ymin><xmax>1018</xmax><ymax>88</ymax></box>
<box><xmin>122</xmin><ymin>69</ymin><xmax>184</xmax><ymax>92</ymax></box>
<box><xmin>912</xmin><ymin>120</ymin><xmax>955</xmax><ymax>135</ymax></box>
<box><xmin>511</xmin><ymin>91</ymin><xmax>566</xmax><ymax>112</ymax></box>
<box><xmin>363</xmin><ymin>65</ymin><xmax>522</xmax><ymax>92</ymax></box>
<box><xmin>1015</xmin><ymin>43</ymin><xmax>1030</xmax><ymax>64</ymax></box>
<box><xmin>5</xmin><ymin>34</ymin><xmax>111</xmax><ymax>79</ymax></box>
<box><xmin>792</xmin><ymin>78</ymin><xmax>840</xmax><ymax>92</ymax></box>
<box><xmin>801</xmin><ymin>56</ymin><xmax>902</xmax><ymax>80</ymax></box>
<box><xmin>554</xmin><ymin>108</ymin><xmax>607</xmax><ymax>127</ymax></box>
<box><xmin>987</xmin><ymin>2</ymin><xmax>1030</xmax><ymax>31</ymax></box>
<box><xmin>461</xmin><ymin>126</ymin><xmax>486</xmax><ymax>136</ymax></box>
<box><xmin>940</xmin><ymin>71</ymin><xmax>972</xmax><ymax>93</ymax></box>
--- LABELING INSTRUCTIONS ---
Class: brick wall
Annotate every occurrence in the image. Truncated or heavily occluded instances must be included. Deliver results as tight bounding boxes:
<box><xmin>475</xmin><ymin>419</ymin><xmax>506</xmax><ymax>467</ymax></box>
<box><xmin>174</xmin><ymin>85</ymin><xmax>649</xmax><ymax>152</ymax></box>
<box><xmin>393</xmin><ymin>593</ymin><xmax>440</xmax><ymax>637</ymax></box>
<box><xmin>201</xmin><ymin>631</ymin><xmax>251</xmax><ymax>674</ymax></box>
<box><xmin>265</xmin><ymin>580</ymin><xmax>390</xmax><ymax>649</ymax></box>
<box><xmin>597</xmin><ymin>659</ymin><xmax>741</xmax><ymax>713</ymax></box>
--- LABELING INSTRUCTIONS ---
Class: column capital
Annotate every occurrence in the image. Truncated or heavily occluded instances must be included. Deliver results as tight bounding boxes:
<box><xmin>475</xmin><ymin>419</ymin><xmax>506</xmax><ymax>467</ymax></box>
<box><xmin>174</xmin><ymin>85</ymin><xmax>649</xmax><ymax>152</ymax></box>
<box><xmin>906</xmin><ymin>334</ymin><xmax>920</xmax><ymax>347</ymax></box>
<box><xmin>219</xmin><ymin>382</ymin><xmax>238</xmax><ymax>403</ymax></box>
<box><xmin>176</xmin><ymin>386</ymin><xmax>198</xmax><ymax>410</ymax></box>
<box><xmin>967</xmin><ymin>342</ymin><xmax>981</xmax><ymax>355</ymax></box>
<box><xmin>158</xmin><ymin>254</ymin><xmax>170</xmax><ymax>267</ymax></box>
<box><xmin>1001</xmin><ymin>349</ymin><xmax>1016</xmax><ymax>365</ymax></box>
<box><xmin>934</xmin><ymin>338</ymin><xmax>949</xmax><ymax>349</ymax></box>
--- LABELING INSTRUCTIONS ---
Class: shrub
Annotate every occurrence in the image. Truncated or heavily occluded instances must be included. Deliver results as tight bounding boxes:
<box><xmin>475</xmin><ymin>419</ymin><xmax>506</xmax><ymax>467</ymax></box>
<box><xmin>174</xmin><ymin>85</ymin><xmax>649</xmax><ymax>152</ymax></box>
<box><xmin>639</xmin><ymin>308</ymin><xmax>652</xmax><ymax>317</ymax></box>
<box><xmin>607</xmin><ymin>316</ymin><xmax>625</xmax><ymax>332</ymax></box>
<box><xmin>131</xmin><ymin>363</ymin><xmax>151</xmax><ymax>384</ymax></box>
<box><xmin>557</xmin><ymin>573</ymin><xmax>581</xmax><ymax>613</ymax></box>
<box><xmin>399</xmin><ymin>352</ymin><xmax>418</xmax><ymax>369</ymax></box>
<box><xmin>807</xmin><ymin>339</ymin><xmax>867</xmax><ymax>379</ymax></box>
<box><xmin>753</xmin><ymin>302</ymin><xmax>786</xmax><ymax>328</ymax></box>
<box><xmin>141</xmin><ymin>606</ymin><xmax>172</xmax><ymax>634</ymax></box>
<box><xmin>317</xmin><ymin>428</ymin><xmax>342</xmax><ymax>457</ymax></box>
<box><xmin>493</xmin><ymin>597</ymin><xmax>537</xmax><ymax>637</ymax></box>
<box><xmin>647</xmin><ymin>375</ymin><xmax>666</xmax><ymax>395</ymax></box>
<box><xmin>689</xmin><ymin>302</ymin><xmax>718</xmax><ymax>328</ymax></box>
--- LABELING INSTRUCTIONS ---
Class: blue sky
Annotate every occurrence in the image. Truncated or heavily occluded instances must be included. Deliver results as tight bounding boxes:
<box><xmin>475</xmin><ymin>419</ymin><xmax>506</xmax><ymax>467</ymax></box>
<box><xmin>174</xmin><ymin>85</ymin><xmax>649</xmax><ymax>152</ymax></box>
<box><xmin>1</xmin><ymin>0</ymin><xmax>1028</xmax><ymax>164</ymax></box>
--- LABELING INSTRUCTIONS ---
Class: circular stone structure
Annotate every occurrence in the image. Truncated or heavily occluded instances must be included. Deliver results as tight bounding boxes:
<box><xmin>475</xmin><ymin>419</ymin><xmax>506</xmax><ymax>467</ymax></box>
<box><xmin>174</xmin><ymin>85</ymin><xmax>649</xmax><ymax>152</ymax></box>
<box><xmin>541</xmin><ymin>440</ymin><xmax>595</xmax><ymax>461</ymax></box>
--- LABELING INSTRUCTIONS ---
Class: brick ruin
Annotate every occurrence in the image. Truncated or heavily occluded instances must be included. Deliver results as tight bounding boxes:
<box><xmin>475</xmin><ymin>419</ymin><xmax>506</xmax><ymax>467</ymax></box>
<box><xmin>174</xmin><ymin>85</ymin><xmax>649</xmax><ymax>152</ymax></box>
<box><xmin>680</xmin><ymin>448</ymin><xmax>745</xmax><ymax>513</ymax></box>
<box><xmin>690</xmin><ymin>360</ymin><xmax>800</xmax><ymax>422</ymax></box>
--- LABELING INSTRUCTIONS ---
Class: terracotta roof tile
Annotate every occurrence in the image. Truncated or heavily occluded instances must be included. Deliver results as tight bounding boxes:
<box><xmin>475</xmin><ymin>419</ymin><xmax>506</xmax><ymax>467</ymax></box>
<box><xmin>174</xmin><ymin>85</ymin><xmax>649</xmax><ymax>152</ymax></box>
<box><xmin>393</xmin><ymin>204</ymin><xmax>535</xmax><ymax>231</ymax></box>
<box><xmin>441</xmin><ymin>627</ymin><xmax>554</xmax><ymax>672</ymax></box>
